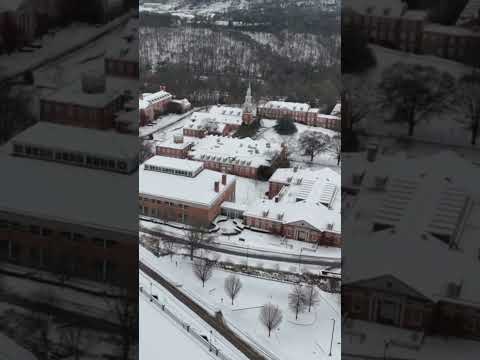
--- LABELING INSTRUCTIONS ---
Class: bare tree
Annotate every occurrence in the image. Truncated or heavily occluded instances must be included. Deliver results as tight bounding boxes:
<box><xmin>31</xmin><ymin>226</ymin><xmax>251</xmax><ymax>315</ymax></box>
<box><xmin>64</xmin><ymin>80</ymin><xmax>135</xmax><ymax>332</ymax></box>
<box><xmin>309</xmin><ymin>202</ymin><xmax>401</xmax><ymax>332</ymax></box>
<box><xmin>330</xmin><ymin>134</ymin><xmax>341</xmax><ymax>166</ymax></box>
<box><xmin>378</xmin><ymin>62</ymin><xmax>455</xmax><ymax>137</ymax></box>
<box><xmin>224</xmin><ymin>274</ymin><xmax>242</xmax><ymax>305</ymax></box>
<box><xmin>192</xmin><ymin>258</ymin><xmax>215</xmax><ymax>288</ymax></box>
<box><xmin>259</xmin><ymin>303</ymin><xmax>283</xmax><ymax>337</ymax></box>
<box><xmin>453</xmin><ymin>71</ymin><xmax>480</xmax><ymax>145</ymax></box>
<box><xmin>27</xmin><ymin>290</ymin><xmax>59</xmax><ymax>360</ymax></box>
<box><xmin>185</xmin><ymin>222</ymin><xmax>213</xmax><ymax>260</ymax></box>
<box><xmin>105</xmin><ymin>289</ymin><xmax>138</xmax><ymax>360</ymax></box>
<box><xmin>288</xmin><ymin>284</ymin><xmax>307</xmax><ymax>320</ymax></box>
<box><xmin>298</xmin><ymin>131</ymin><xmax>330</xmax><ymax>162</ymax></box>
<box><xmin>162</xmin><ymin>237</ymin><xmax>177</xmax><ymax>261</ymax></box>
<box><xmin>58</xmin><ymin>323</ymin><xmax>92</xmax><ymax>360</ymax></box>
<box><xmin>304</xmin><ymin>284</ymin><xmax>320</xmax><ymax>312</ymax></box>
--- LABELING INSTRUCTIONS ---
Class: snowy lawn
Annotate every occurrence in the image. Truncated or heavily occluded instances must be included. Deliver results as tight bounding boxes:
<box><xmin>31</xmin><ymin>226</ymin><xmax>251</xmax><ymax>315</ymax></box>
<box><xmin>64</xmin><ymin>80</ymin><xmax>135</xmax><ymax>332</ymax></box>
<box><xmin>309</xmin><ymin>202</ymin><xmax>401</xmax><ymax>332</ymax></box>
<box><xmin>140</xmin><ymin>247</ymin><xmax>341</xmax><ymax>360</ymax></box>
<box><xmin>257</xmin><ymin>119</ymin><xmax>340</xmax><ymax>169</ymax></box>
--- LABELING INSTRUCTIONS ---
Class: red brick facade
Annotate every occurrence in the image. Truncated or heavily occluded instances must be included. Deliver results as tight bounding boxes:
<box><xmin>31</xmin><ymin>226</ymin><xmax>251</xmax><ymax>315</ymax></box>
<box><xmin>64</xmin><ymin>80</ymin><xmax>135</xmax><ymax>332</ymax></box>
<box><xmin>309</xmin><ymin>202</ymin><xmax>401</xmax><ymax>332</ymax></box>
<box><xmin>139</xmin><ymin>180</ymin><xmax>236</xmax><ymax>225</ymax></box>
<box><xmin>105</xmin><ymin>58</ymin><xmax>139</xmax><ymax>79</ymax></box>
<box><xmin>40</xmin><ymin>96</ymin><xmax>125</xmax><ymax>130</ymax></box>
<box><xmin>0</xmin><ymin>213</ymin><xmax>137</xmax><ymax>289</ymax></box>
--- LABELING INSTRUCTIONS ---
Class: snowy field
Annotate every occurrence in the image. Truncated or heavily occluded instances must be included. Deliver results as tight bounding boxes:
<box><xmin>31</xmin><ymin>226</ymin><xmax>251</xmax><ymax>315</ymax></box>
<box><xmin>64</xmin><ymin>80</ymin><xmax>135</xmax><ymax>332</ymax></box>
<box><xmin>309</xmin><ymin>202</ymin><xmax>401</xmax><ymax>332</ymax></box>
<box><xmin>353</xmin><ymin>45</ymin><xmax>478</xmax><ymax>148</ymax></box>
<box><xmin>256</xmin><ymin>119</ymin><xmax>340</xmax><ymax>169</ymax></box>
<box><xmin>140</xmin><ymin>247</ymin><xmax>341</xmax><ymax>360</ymax></box>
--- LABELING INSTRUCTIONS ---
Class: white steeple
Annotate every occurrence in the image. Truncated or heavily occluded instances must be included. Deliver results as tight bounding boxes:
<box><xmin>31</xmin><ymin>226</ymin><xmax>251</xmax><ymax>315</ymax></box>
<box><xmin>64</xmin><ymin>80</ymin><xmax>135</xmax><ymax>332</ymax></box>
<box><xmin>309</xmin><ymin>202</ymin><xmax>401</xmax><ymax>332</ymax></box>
<box><xmin>243</xmin><ymin>82</ymin><xmax>253</xmax><ymax>113</ymax></box>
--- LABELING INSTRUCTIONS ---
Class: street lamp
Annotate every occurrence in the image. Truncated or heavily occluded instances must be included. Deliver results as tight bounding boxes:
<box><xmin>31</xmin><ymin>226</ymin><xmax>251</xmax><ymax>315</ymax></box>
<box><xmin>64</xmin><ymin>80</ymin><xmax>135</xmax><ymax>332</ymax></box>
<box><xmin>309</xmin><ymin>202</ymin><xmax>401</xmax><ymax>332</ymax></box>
<box><xmin>329</xmin><ymin>318</ymin><xmax>335</xmax><ymax>356</ymax></box>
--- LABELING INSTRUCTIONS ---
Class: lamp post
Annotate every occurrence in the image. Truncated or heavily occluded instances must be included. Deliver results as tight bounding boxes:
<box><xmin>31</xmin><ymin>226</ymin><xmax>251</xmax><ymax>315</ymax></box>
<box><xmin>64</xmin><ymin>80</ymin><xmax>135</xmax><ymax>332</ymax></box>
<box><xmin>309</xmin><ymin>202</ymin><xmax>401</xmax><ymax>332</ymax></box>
<box><xmin>329</xmin><ymin>318</ymin><xmax>335</xmax><ymax>356</ymax></box>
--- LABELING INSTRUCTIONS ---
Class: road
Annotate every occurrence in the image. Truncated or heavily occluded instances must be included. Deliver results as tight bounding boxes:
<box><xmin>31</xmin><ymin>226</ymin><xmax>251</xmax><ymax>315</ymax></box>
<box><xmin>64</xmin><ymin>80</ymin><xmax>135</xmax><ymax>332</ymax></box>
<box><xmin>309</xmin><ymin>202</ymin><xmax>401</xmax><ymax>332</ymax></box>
<box><xmin>140</xmin><ymin>262</ymin><xmax>268</xmax><ymax>360</ymax></box>
<box><xmin>140</xmin><ymin>223</ymin><xmax>341</xmax><ymax>267</ymax></box>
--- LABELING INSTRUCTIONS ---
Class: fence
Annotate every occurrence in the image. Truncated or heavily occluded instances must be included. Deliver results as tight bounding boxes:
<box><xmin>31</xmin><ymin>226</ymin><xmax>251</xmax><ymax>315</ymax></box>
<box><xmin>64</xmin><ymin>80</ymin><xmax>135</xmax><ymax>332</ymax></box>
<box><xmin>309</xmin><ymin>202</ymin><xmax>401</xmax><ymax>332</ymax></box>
<box><xmin>139</xmin><ymin>286</ymin><xmax>232</xmax><ymax>360</ymax></box>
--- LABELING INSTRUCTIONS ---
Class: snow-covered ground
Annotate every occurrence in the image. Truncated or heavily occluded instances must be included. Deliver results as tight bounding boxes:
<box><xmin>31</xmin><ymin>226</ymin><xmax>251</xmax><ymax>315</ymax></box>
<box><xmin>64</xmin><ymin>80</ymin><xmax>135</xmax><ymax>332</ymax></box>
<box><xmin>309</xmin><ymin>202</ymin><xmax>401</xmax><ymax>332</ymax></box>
<box><xmin>140</xmin><ymin>218</ymin><xmax>341</xmax><ymax>262</ymax></box>
<box><xmin>140</xmin><ymin>246</ymin><xmax>341</xmax><ymax>360</ymax></box>
<box><xmin>257</xmin><ymin>119</ymin><xmax>340</xmax><ymax>169</ymax></box>
<box><xmin>140</xmin><ymin>271</ymin><xmax>249</xmax><ymax>360</ymax></box>
<box><xmin>353</xmin><ymin>44</ymin><xmax>478</xmax><ymax>148</ymax></box>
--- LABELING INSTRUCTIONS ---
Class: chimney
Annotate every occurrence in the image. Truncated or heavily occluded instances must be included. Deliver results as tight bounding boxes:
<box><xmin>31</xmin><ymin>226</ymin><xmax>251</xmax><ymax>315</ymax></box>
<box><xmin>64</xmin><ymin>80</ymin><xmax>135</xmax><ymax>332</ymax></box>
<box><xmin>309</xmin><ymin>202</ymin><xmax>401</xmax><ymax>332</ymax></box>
<box><xmin>275</xmin><ymin>197</ymin><xmax>279</xmax><ymax>203</ymax></box>
<box><xmin>293</xmin><ymin>166</ymin><xmax>298</xmax><ymax>173</ymax></box>
<box><xmin>214</xmin><ymin>181</ymin><xmax>220</xmax><ymax>192</ymax></box>
<box><xmin>221</xmin><ymin>174</ymin><xmax>227</xmax><ymax>185</ymax></box>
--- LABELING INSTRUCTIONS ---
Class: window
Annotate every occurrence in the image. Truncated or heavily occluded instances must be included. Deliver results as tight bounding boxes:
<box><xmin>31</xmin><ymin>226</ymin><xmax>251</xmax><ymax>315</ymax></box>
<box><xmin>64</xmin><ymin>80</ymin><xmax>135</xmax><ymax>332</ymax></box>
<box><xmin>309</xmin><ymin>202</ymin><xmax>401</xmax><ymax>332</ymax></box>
<box><xmin>106</xmin><ymin>240</ymin><xmax>118</xmax><ymax>248</ymax></box>
<box><xmin>13</xmin><ymin>144</ymin><xmax>23</xmax><ymax>153</ymax></box>
<box><xmin>93</xmin><ymin>237</ymin><xmax>105</xmax><ymax>248</ymax></box>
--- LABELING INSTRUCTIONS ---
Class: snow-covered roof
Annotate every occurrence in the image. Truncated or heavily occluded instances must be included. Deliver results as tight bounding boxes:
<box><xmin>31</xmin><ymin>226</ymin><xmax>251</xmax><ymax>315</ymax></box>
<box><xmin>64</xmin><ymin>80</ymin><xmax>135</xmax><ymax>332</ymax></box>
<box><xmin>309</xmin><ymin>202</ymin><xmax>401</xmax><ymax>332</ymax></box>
<box><xmin>142</xmin><ymin>90</ymin><xmax>172</xmax><ymax>105</ymax></box>
<box><xmin>261</xmin><ymin>101</ymin><xmax>310</xmax><ymax>112</ymax></box>
<box><xmin>155</xmin><ymin>133</ymin><xmax>196</xmax><ymax>150</ymax></box>
<box><xmin>189</xmin><ymin>135</ymin><xmax>283</xmax><ymax>168</ymax></box>
<box><xmin>185</xmin><ymin>106</ymin><xmax>243</xmax><ymax>131</ymax></box>
<box><xmin>457</xmin><ymin>0</ymin><xmax>480</xmax><ymax>25</ymax></box>
<box><xmin>144</xmin><ymin>155</ymin><xmax>203</xmax><ymax>174</ymax></box>
<box><xmin>330</xmin><ymin>102</ymin><xmax>341</xmax><ymax>116</ymax></box>
<box><xmin>42</xmin><ymin>76</ymin><xmax>135</xmax><ymax>108</ymax></box>
<box><xmin>245</xmin><ymin>198</ymin><xmax>340</xmax><ymax>234</ymax></box>
<box><xmin>139</xmin><ymin>157</ymin><xmax>236</xmax><ymax>207</ymax></box>
<box><xmin>245</xmin><ymin>167</ymin><xmax>341</xmax><ymax>233</ymax></box>
<box><xmin>106</xmin><ymin>18</ymin><xmax>139</xmax><ymax>62</ymax></box>
<box><xmin>0</xmin><ymin>154</ymin><xmax>138</xmax><ymax>234</ymax></box>
<box><xmin>343</xmin><ymin>151</ymin><xmax>480</xmax><ymax>305</ymax></box>
<box><xmin>12</xmin><ymin>122</ymin><xmax>138</xmax><ymax>159</ymax></box>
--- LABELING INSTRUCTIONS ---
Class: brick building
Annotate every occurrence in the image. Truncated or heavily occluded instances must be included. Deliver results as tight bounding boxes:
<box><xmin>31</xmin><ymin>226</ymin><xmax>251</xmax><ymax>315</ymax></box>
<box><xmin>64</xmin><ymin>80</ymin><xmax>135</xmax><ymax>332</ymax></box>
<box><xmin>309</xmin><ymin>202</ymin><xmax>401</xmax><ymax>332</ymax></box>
<box><xmin>342</xmin><ymin>0</ymin><xmax>480</xmax><ymax>65</ymax></box>
<box><xmin>0</xmin><ymin>136</ymin><xmax>138</xmax><ymax>288</ymax></box>
<box><xmin>11</xmin><ymin>122</ymin><xmax>138</xmax><ymax>173</ymax></box>
<box><xmin>40</xmin><ymin>74</ymin><xmax>135</xmax><ymax>129</ymax></box>
<box><xmin>183</xmin><ymin>106</ymin><xmax>243</xmax><ymax>138</ymax></box>
<box><xmin>342</xmin><ymin>151</ymin><xmax>480</xmax><ymax>340</ymax></box>
<box><xmin>139</xmin><ymin>156</ymin><xmax>236</xmax><ymax>225</ymax></box>
<box><xmin>139</xmin><ymin>90</ymin><xmax>173</xmax><ymax>126</ymax></box>
<box><xmin>257</xmin><ymin>100</ymin><xmax>341</xmax><ymax>130</ymax></box>
<box><xmin>155</xmin><ymin>134</ymin><xmax>195</xmax><ymax>159</ymax></box>
<box><xmin>244</xmin><ymin>167</ymin><xmax>341</xmax><ymax>246</ymax></box>
<box><xmin>188</xmin><ymin>135</ymin><xmax>288</xmax><ymax>179</ymax></box>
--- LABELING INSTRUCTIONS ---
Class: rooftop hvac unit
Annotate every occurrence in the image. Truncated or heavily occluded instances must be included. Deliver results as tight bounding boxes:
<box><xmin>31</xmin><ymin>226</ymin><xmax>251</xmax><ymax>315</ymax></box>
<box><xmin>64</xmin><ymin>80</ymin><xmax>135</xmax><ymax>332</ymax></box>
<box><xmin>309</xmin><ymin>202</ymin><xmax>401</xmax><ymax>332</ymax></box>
<box><xmin>277</xmin><ymin>212</ymin><xmax>284</xmax><ymax>220</ymax></box>
<box><xmin>327</xmin><ymin>223</ymin><xmax>334</xmax><ymax>230</ymax></box>
<box><xmin>287</xmin><ymin>176</ymin><xmax>293</xmax><ymax>183</ymax></box>
<box><xmin>296</xmin><ymin>178</ymin><xmax>302</xmax><ymax>185</ymax></box>
<box><xmin>262</xmin><ymin>210</ymin><xmax>269</xmax><ymax>217</ymax></box>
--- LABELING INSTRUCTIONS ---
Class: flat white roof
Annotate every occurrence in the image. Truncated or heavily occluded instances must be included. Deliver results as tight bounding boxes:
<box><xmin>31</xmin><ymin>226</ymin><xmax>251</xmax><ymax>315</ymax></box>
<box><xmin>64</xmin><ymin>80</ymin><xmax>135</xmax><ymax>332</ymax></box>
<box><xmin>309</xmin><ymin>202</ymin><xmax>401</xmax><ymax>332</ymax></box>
<box><xmin>0</xmin><ymin>154</ymin><xmax>138</xmax><ymax>234</ymax></box>
<box><xmin>144</xmin><ymin>155</ymin><xmax>203</xmax><ymax>173</ymax></box>
<box><xmin>42</xmin><ymin>76</ymin><xmax>136</xmax><ymax>108</ymax></box>
<box><xmin>12</xmin><ymin>122</ymin><xmax>138</xmax><ymax>159</ymax></box>
<box><xmin>190</xmin><ymin>135</ymin><xmax>283</xmax><ymax>168</ymax></box>
<box><xmin>139</xmin><ymin>162</ymin><xmax>236</xmax><ymax>207</ymax></box>
<box><xmin>261</xmin><ymin>101</ymin><xmax>310</xmax><ymax>112</ymax></box>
